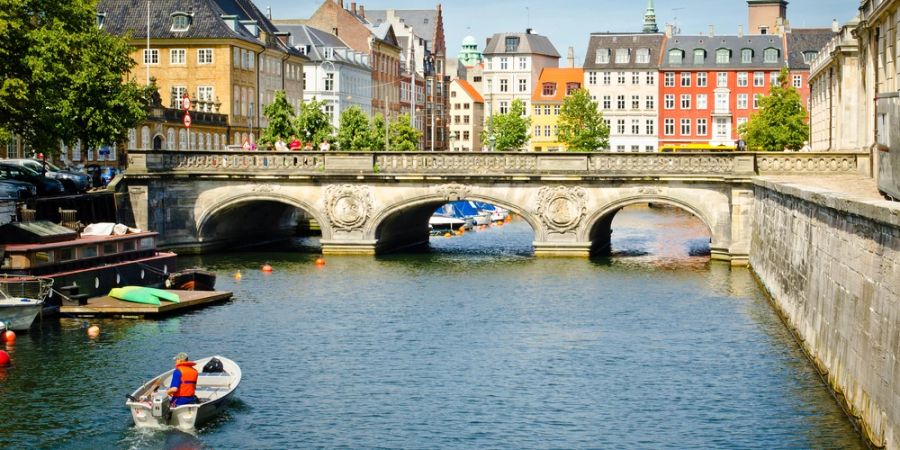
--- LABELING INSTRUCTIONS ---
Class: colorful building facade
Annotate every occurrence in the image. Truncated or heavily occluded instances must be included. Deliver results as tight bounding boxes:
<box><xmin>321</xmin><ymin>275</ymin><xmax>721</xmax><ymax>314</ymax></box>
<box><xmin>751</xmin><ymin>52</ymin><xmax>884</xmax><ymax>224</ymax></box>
<box><xmin>530</xmin><ymin>68</ymin><xmax>583</xmax><ymax>152</ymax></box>
<box><xmin>448</xmin><ymin>80</ymin><xmax>484</xmax><ymax>151</ymax></box>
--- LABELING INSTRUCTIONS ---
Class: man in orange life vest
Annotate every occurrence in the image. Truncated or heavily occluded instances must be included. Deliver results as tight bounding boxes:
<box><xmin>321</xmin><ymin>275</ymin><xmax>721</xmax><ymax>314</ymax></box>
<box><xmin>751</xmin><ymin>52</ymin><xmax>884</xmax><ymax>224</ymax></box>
<box><xmin>167</xmin><ymin>352</ymin><xmax>198</xmax><ymax>406</ymax></box>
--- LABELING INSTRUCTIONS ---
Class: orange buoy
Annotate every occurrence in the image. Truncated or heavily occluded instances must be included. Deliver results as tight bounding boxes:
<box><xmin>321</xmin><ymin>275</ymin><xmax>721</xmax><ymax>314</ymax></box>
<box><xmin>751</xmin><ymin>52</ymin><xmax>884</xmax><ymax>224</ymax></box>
<box><xmin>87</xmin><ymin>325</ymin><xmax>100</xmax><ymax>338</ymax></box>
<box><xmin>1</xmin><ymin>330</ymin><xmax>15</xmax><ymax>344</ymax></box>
<box><xmin>315</xmin><ymin>257</ymin><xmax>326</xmax><ymax>266</ymax></box>
<box><xmin>456</xmin><ymin>229</ymin><xmax>464</xmax><ymax>236</ymax></box>
<box><xmin>234</xmin><ymin>271</ymin><xmax>242</xmax><ymax>281</ymax></box>
<box><xmin>261</xmin><ymin>264</ymin><xmax>273</xmax><ymax>273</ymax></box>
<box><xmin>0</xmin><ymin>350</ymin><xmax>9</xmax><ymax>367</ymax></box>
<box><xmin>443</xmin><ymin>232</ymin><xmax>452</xmax><ymax>238</ymax></box>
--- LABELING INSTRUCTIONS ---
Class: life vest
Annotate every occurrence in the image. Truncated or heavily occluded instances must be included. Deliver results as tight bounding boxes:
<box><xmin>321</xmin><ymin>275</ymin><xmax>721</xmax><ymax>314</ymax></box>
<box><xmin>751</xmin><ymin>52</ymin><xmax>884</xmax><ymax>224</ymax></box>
<box><xmin>173</xmin><ymin>361</ymin><xmax>198</xmax><ymax>398</ymax></box>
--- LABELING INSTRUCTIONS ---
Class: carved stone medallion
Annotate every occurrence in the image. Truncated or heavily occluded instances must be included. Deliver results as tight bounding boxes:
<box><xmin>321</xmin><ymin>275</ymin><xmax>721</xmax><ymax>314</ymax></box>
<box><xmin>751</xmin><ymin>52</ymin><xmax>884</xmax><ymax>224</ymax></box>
<box><xmin>435</xmin><ymin>183</ymin><xmax>470</xmax><ymax>201</ymax></box>
<box><xmin>535</xmin><ymin>186</ymin><xmax>587</xmax><ymax>233</ymax></box>
<box><xmin>325</xmin><ymin>185</ymin><xmax>373</xmax><ymax>231</ymax></box>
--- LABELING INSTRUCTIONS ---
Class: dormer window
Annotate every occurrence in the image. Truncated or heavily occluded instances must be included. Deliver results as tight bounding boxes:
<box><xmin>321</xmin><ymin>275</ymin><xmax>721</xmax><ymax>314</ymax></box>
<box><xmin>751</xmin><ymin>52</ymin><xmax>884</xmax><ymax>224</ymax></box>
<box><xmin>542</xmin><ymin>82</ymin><xmax>556</xmax><ymax>96</ymax></box>
<box><xmin>667</xmin><ymin>49</ymin><xmax>683</xmax><ymax>65</ymax></box>
<box><xmin>764</xmin><ymin>47</ymin><xmax>779</xmax><ymax>63</ymax></box>
<box><xmin>614</xmin><ymin>48</ymin><xmax>630</xmax><ymax>64</ymax></box>
<box><xmin>171</xmin><ymin>13</ymin><xmax>191</xmax><ymax>32</ymax></box>
<box><xmin>595</xmin><ymin>48</ymin><xmax>610</xmax><ymax>64</ymax></box>
<box><xmin>636</xmin><ymin>48</ymin><xmax>650</xmax><ymax>64</ymax></box>
<box><xmin>505</xmin><ymin>37</ymin><xmax>520</xmax><ymax>53</ymax></box>
<box><xmin>802</xmin><ymin>51</ymin><xmax>819</xmax><ymax>64</ymax></box>
<box><xmin>715</xmin><ymin>48</ymin><xmax>731</xmax><ymax>64</ymax></box>
<box><xmin>693</xmin><ymin>49</ymin><xmax>706</xmax><ymax>64</ymax></box>
<box><xmin>96</xmin><ymin>12</ymin><xmax>106</xmax><ymax>29</ymax></box>
<box><xmin>741</xmin><ymin>48</ymin><xmax>753</xmax><ymax>63</ymax></box>
<box><xmin>566</xmin><ymin>82</ymin><xmax>581</xmax><ymax>95</ymax></box>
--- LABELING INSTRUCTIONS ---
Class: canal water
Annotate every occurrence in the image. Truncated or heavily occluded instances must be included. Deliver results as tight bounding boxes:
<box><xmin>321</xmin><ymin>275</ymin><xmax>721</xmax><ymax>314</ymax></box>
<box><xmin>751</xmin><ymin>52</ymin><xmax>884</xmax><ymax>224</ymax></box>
<box><xmin>0</xmin><ymin>206</ymin><xmax>864</xmax><ymax>449</ymax></box>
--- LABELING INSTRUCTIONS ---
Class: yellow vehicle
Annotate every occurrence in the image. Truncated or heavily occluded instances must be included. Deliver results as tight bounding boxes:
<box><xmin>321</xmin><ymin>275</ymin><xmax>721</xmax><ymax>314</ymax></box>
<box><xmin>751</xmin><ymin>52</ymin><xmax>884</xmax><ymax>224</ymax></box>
<box><xmin>659</xmin><ymin>143</ymin><xmax>737</xmax><ymax>153</ymax></box>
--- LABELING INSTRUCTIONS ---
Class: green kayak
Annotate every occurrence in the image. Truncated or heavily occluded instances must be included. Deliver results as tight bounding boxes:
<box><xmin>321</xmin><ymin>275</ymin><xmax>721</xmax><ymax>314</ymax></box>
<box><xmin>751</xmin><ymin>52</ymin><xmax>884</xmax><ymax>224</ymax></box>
<box><xmin>108</xmin><ymin>287</ymin><xmax>181</xmax><ymax>305</ymax></box>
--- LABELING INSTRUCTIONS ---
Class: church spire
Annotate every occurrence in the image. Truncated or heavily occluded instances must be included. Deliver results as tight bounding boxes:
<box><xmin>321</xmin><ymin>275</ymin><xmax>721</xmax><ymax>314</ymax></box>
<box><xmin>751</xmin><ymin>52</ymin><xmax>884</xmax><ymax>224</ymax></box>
<box><xmin>643</xmin><ymin>0</ymin><xmax>659</xmax><ymax>33</ymax></box>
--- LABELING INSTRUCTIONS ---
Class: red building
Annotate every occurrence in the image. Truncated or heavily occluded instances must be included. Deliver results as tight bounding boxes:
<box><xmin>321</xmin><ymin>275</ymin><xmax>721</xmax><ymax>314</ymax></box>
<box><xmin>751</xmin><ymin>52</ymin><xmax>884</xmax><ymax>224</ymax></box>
<box><xmin>659</xmin><ymin>34</ymin><xmax>786</xmax><ymax>148</ymax></box>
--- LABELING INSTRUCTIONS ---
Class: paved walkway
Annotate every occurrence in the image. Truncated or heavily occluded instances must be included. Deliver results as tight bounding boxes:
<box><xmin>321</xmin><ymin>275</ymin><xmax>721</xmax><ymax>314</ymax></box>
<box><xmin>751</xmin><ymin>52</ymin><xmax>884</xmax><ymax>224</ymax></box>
<box><xmin>758</xmin><ymin>175</ymin><xmax>900</xmax><ymax>226</ymax></box>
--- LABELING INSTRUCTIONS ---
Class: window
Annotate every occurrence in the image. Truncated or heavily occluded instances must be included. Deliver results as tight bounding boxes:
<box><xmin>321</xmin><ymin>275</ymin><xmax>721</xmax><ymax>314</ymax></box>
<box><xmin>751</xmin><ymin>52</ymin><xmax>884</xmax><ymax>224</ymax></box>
<box><xmin>534</xmin><ymin>125</ymin><xmax>541</xmax><ymax>137</ymax></box>
<box><xmin>631</xmin><ymin>119</ymin><xmax>640</xmax><ymax>134</ymax></box>
<box><xmin>664</xmin><ymin>72</ymin><xmax>675</xmax><ymax>87</ymax></box>
<box><xmin>544</xmin><ymin>126</ymin><xmax>551</xmax><ymax>137</ymax></box>
<box><xmin>233</xmin><ymin>85</ymin><xmax>241</xmax><ymax>116</ymax></box>
<box><xmin>554</xmin><ymin>105</ymin><xmax>560</xmax><ymax>115</ymax></box>
<box><xmin>505</xmin><ymin>37</ymin><xmax>520</xmax><ymax>52</ymax></box>
<box><xmin>602</xmin><ymin>72</ymin><xmax>611</xmax><ymax>85</ymax></box>
<box><xmin>793</xmin><ymin>75</ymin><xmax>802</xmax><ymax>88</ymax></box>
<box><xmin>770</xmin><ymin>72</ymin><xmax>779</xmax><ymax>85</ymax></box>
<box><xmin>198</xmin><ymin>48</ymin><xmax>214</xmax><ymax>64</ymax></box>
<box><xmin>519</xmin><ymin>79</ymin><xmax>529</xmax><ymax>92</ymax></box>
<box><xmin>717</xmin><ymin>72</ymin><xmax>728</xmax><ymax>87</ymax></box>
<box><xmin>617</xmin><ymin>145</ymin><xmax>626</xmax><ymax>151</ymax></box>
<box><xmin>588</xmin><ymin>72</ymin><xmax>597</xmax><ymax>84</ymax></box>
<box><xmin>741</xmin><ymin>48</ymin><xmax>753</xmax><ymax>63</ymax></box>
<box><xmin>143</xmin><ymin>49</ymin><xmax>159</xmax><ymax>65</ymax></box>
<box><xmin>324</xmin><ymin>73</ymin><xmax>334</xmax><ymax>91</ymax></box>
<box><xmin>664</xmin><ymin>94</ymin><xmax>675</xmax><ymax>109</ymax></box>
<box><xmin>645</xmin><ymin>119</ymin><xmax>655</xmax><ymax>135</ymax></box>
<box><xmin>715</xmin><ymin>118</ymin><xmax>729</xmax><ymax>138</ymax></box>
<box><xmin>617</xmin><ymin>95</ymin><xmax>626</xmax><ymax>109</ymax></box>
<box><xmin>645</xmin><ymin>145</ymin><xmax>655</xmax><ymax>152</ymax></box>
<box><xmin>615</xmin><ymin>48</ymin><xmax>630</xmax><ymax>64</ymax></box>
<box><xmin>617</xmin><ymin>72</ymin><xmax>626</xmax><ymax>84</ymax></box>
<box><xmin>171</xmin><ymin>86</ymin><xmax>187</xmax><ymax>109</ymax></box>
<box><xmin>754</xmin><ymin>71</ymin><xmax>764</xmax><ymax>87</ymax></box>
<box><xmin>697</xmin><ymin>118</ymin><xmax>708</xmax><ymax>136</ymax></box>
<box><xmin>753</xmin><ymin>94</ymin><xmax>760</xmax><ymax>109</ymax></box>
<box><xmin>802</xmin><ymin>51</ymin><xmax>819</xmax><ymax>64</ymax></box>
<box><xmin>197</xmin><ymin>86</ymin><xmax>213</xmax><ymax>102</ymax></box>
<box><xmin>534</xmin><ymin>105</ymin><xmax>541</xmax><ymax>115</ymax></box>
<box><xmin>518</xmin><ymin>57</ymin><xmax>527</xmax><ymax>70</ymax></box>
<box><xmin>500</xmin><ymin>57</ymin><xmax>508</xmax><ymax>70</ymax></box>
<box><xmin>764</xmin><ymin>48</ymin><xmax>779</xmax><ymax>63</ymax></box>
<box><xmin>544</xmin><ymin>105</ymin><xmax>551</xmax><ymax>115</ymax></box>
<box><xmin>636</xmin><ymin>48</ymin><xmax>650</xmax><ymax>64</ymax></box>
<box><xmin>693</xmin><ymin>49</ymin><xmax>705</xmax><ymax>64</ymax></box>
<box><xmin>668</xmin><ymin>49</ymin><xmax>683</xmax><ymax>65</ymax></box>
<box><xmin>680</xmin><ymin>94</ymin><xmax>691</xmax><ymax>109</ymax></box>
<box><xmin>595</xmin><ymin>48</ymin><xmax>610</xmax><ymax>64</ymax></box>
<box><xmin>737</xmin><ymin>117</ymin><xmax>748</xmax><ymax>129</ymax></box>
<box><xmin>759</xmin><ymin>26</ymin><xmax>769</xmax><ymax>35</ymax></box>
<box><xmin>697</xmin><ymin>94</ymin><xmax>708</xmax><ymax>110</ymax></box>
<box><xmin>716</xmin><ymin>49</ymin><xmax>730</xmax><ymax>64</ymax></box>
<box><xmin>170</xmin><ymin>48</ymin><xmax>186</xmax><ymax>65</ymax></box>
<box><xmin>566</xmin><ymin>82</ymin><xmax>580</xmax><ymax>95</ymax></box>
<box><xmin>632</xmin><ymin>95</ymin><xmax>640</xmax><ymax>109</ymax></box>
<box><xmin>645</xmin><ymin>96</ymin><xmax>655</xmax><ymax>109</ymax></box>
<box><xmin>681</xmin><ymin>72</ymin><xmax>691</xmax><ymax>87</ymax></box>
<box><xmin>680</xmin><ymin>118</ymin><xmax>691</xmax><ymax>135</ymax></box>
<box><xmin>499</xmin><ymin>101</ymin><xmax>509</xmax><ymax>114</ymax></box>
<box><xmin>737</xmin><ymin>72</ymin><xmax>748</xmax><ymax>87</ymax></box>
<box><xmin>602</xmin><ymin>95</ymin><xmax>611</xmax><ymax>109</ymax></box>
<box><xmin>646</xmin><ymin>71</ymin><xmax>655</xmax><ymax>85</ymax></box>
<box><xmin>616</xmin><ymin>119</ymin><xmax>625</xmax><ymax>134</ymax></box>
<box><xmin>697</xmin><ymin>72</ymin><xmax>707</xmax><ymax>87</ymax></box>
<box><xmin>233</xmin><ymin>48</ymin><xmax>240</xmax><ymax>68</ymax></box>
<box><xmin>737</xmin><ymin>93</ymin><xmax>748</xmax><ymax>109</ymax></box>
<box><xmin>463</xmin><ymin>131</ymin><xmax>470</xmax><ymax>141</ymax></box>
<box><xmin>715</xmin><ymin>92</ymin><xmax>729</xmax><ymax>111</ymax></box>
<box><xmin>500</xmin><ymin>79</ymin><xmax>508</xmax><ymax>92</ymax></box>
<box><xmin>632</xmin><ymin>72</ymin><xmax>640</xmax><ymax>84</ymax></box>
<box><xmin>171</xmin><ymin>13</ymin><xmax>191</xmax><ymax>32</ymax></box>
<box><xmin>664</xmin><ymin>118</ymin><xmax>675</xmax><ymax>135</ymax></box>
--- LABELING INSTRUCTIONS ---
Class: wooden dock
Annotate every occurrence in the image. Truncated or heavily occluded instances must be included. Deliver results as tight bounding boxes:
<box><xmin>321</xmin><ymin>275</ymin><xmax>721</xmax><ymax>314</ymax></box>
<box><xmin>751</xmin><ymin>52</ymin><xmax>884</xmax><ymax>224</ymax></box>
<box><xmin>60</xmin><ymin>290</ymin><xmax>233</xmax><ymax>318</ymax></box>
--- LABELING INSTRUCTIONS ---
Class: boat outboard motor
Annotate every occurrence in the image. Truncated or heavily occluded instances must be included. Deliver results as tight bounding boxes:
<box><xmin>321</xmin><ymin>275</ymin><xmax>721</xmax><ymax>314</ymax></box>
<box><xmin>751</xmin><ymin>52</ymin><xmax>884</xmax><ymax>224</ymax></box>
<box><xmin>203</xmin><ymin>357</ymin><xmax>224</xmax><ymax>373</ymax></box>
<box><xmin>151</xmin><ymin>390</ymin><xmax>170</xmax><ymax>418</ymax></box>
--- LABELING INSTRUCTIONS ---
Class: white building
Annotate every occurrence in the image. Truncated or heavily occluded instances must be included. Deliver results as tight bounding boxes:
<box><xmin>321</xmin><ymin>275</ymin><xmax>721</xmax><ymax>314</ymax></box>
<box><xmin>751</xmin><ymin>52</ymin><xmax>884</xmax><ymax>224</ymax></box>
<box><xmin>582</xmin><ymin>32</ymin><xmax>665</xmax><ymax>152</ymax></box>
<box><xmin>482</xmin><ymin>30</ymin><xmax>560</xmax><ymax>125</ymax></box>
<box><xmin>280</xmin><ymin>25</ymin><xmax>373</xmax><ymax>129</ymax></box>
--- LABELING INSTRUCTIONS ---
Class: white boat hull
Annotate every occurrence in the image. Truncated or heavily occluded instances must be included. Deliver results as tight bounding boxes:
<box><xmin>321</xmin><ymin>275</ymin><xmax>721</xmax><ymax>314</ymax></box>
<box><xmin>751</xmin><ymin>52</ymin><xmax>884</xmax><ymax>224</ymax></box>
<box><xmin>127</xmin><ymin>355</ymin><xmax>241</xmax><ymax>431</ymax></box>
<box><xmin>0</xmin><ymin>299</ymin><xmax>43</xmax><ymax>331</ymax></box>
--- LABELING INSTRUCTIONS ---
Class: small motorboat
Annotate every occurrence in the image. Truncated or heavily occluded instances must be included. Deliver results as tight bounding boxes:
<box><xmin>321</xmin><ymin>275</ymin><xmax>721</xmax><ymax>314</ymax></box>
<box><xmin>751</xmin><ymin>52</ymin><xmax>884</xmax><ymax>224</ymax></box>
<box><xmin>126</xmin><ymin>355</ymin><xmax>241</xmax><ymax>431</ymax></box>
<box><xmin>0</xmin><ymin>276</ymin><xmax>52</xmax><ymax>331</ymax></box>
<box><xmin>429</xmin><ymin>214</ymin><xmax>466</xmax><ymax>232</ymax></box>
<box><xmin>167</xmin><ymin>269</ymin><xmax>217</xmax><ymax>291</ymax></box>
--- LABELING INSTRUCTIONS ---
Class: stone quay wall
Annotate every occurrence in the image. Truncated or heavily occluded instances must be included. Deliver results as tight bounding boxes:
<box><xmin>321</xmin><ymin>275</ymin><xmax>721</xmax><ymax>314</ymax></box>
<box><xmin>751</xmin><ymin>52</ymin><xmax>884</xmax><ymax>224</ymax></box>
<box><xmin>750</xmin><ymin>179</ymin><xmax>900</xmax><ymax>449</ymax></box>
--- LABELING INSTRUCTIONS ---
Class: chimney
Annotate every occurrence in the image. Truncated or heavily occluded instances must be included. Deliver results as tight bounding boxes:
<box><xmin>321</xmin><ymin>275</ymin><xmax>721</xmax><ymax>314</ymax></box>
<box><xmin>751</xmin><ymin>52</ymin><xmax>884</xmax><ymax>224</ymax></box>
<box><xmin>832</xmin><ymin>19</ymin><xmax>839</xmax><ymax>32</ymax></box>
<box><xmin>266</xmin><ymin>6</ymin><xmax>272</xmax><ymax>20</ymax></box>
<box><xmin>665</xmin><ymin>23</ymin><xmax>674</xmax><ymax>37</ymax></box>
<box><xmin>738</xmin><ymin>25</ymin><xmax>743</xmax><ymax>38</ymax></box>
<box><xmin>567</xmin><ymin>46</ymin><xmax>575</xmax><ymax>68</ymax></box>
<box><xmin>359</xmin><ymin>4</ymin><xmax>365</xmax><ymax>18</ymax></box>
<box><xmin>526</xmin><ymin>28</ymin><xmax>533</xmax><ymax>34</ymax></box>
<box><xmin>350</xmin><ymin>2</ymin><xmax>356</xmax><ymax>14</ymax></box>
<box><xmin>708</xmin><ymin>25</ymin><xmax>715</xmax><ymax>37</ymax></box>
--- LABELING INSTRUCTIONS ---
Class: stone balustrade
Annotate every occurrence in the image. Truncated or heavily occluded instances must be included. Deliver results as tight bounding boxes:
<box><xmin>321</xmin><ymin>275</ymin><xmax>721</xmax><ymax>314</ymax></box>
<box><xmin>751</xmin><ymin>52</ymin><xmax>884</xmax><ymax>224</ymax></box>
<box><xmin>126</xmin><ymin>150</ymin><xmax>869</xmax><ymax>178</ymax></box>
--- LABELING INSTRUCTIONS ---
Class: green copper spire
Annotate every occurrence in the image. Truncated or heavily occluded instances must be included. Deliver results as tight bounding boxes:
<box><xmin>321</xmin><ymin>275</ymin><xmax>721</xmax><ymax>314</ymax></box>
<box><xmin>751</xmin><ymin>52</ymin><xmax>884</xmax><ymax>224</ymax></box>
<box><xmin>643</xmin><ymin>0</ymin><xmax>659</xmax><ymax>33</ymax></box>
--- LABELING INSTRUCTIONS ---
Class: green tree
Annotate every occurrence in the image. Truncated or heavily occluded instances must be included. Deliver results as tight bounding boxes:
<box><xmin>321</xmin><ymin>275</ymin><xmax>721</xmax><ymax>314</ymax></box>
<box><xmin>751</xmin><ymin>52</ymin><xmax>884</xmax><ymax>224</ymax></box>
<box><xmin>388</xmin><ymin>114</ymin><xmax>421</xmax><ymax>151</ymax></box>
<box><xmin>557</xmin><ymin>88</ymin><xmax>609</xmax><ymax>151</ymax></box>
<box><xmin>259</xmin><ymin>91</ymin><xmax>295</xmax><ymax>144</ymax></box>
<box><xmin>336</xmin><ymin>106</ymin><xmax>370</xmax><ymax>150</ymax></box>
<box><xmin>1</xmin><ymin>0</ymin><xmax>150</xmax><ymax>155</ymax></box>
<box><xmin>738</xmin><ymin>68</ymin><xmax>809</xmax><ymax>151</ymax></box>
<box><xmin>366</xmin><ymin>114</ymin><xmax>387</xmax><ymax>151</ymax></box>
<box><xmin>482</xmin><ymin>98</ymin><xmax>530</xmax><ymax>151</ymax></box>
<box><xmin>294</xmin><ymin>98</ymin><xmax>333</xmax><ymax>147</ymax></box>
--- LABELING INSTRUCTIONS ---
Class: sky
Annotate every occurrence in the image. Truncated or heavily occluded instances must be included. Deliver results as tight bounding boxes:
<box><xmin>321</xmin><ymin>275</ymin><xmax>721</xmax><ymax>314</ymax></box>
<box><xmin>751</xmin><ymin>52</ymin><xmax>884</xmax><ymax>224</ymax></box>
<box><xmin>254</xmin><ymin>0</ymin><xmax>859</xmax><ymax>64</ymax></box>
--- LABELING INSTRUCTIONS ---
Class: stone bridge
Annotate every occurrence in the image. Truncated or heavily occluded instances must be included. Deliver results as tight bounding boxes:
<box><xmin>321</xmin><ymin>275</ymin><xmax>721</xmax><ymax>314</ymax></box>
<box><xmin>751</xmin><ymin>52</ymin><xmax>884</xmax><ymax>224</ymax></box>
<box><xmin>121</xmin><ymin>150</ymin><xmax>869</xmax><ymax>265</ymax></box>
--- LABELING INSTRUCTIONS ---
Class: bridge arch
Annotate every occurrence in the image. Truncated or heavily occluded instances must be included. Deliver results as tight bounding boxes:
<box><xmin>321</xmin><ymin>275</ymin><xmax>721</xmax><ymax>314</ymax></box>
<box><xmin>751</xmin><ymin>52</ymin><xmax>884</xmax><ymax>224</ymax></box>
<box><xmin>582</xmin><ymin>194</ymin><xmax>725</xmax><ymax>256</ymax></box>
<box><xmin>195</xmin><ymin>193</ymin><xmax>332</xmax><ymax>249</ymax></box>
<box><xmin>367</xmin><ymin>192</ymin><xmax>541</xmax><ymax>253</ymax></box>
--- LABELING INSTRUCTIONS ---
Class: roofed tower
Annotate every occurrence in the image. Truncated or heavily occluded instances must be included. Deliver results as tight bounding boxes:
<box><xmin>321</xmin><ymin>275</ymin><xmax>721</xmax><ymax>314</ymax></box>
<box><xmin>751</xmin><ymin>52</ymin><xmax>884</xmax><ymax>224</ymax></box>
<box><xmin>643</xmin><ymin>0</ymin><xmax>658</xmax><ymax>33</ymax></box>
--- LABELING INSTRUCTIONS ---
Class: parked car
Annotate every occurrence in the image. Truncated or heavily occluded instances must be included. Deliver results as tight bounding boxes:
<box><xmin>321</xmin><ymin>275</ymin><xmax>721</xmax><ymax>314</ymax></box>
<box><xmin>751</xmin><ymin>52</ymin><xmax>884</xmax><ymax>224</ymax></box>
<box><xmin>2</xmin><ymin>158</ymin><xmax>92</xmax><ymax>193</ymax></box>
<box><xmin>0</xmin><ymin>179</ymin><xmax>37</xmax><ymax>200</ymax></box>
<box><xmin>0</xmin><ymin>162</ymin><xmax>64</xmax><ymax>196</ymax></box>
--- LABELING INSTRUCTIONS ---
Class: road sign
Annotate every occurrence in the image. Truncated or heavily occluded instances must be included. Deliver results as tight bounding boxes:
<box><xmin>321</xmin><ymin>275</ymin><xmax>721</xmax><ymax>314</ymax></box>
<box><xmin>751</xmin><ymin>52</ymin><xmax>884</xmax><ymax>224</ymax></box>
<box><xmin>182</xmin><ymin>96</ymin><xmax>191</xmax><ymax>111</ymax></box>
<box><xmin>183</xmin><ymin>112</ymin><xmax>192</xmax><ymax>128</ymax></box>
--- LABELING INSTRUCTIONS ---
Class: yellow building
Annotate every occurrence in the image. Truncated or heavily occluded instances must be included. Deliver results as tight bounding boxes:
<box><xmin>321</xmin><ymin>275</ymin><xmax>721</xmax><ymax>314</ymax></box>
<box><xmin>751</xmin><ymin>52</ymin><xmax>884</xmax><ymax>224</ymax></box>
<box><xmin>98</xmin><ymin>0</ymin><xmax>306</xmax><ymax>153</ymax></box>
<box><xmin>529</xmin><ymin>68</ymin><xmax>583</xmax><ymax>152</ymax></box>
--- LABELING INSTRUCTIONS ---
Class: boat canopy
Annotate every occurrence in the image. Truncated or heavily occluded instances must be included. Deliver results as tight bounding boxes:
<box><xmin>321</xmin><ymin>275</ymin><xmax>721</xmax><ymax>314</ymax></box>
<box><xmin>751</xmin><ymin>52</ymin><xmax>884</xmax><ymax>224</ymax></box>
<box><xmin>0</xmin><ymin>221</ymin><xmax>77</xmax><ymax>245</ymax></box>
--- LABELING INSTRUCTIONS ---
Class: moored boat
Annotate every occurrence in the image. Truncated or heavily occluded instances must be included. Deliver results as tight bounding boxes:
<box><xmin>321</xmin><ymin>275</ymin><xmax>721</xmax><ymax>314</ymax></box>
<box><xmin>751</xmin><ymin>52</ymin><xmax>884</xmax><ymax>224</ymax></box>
<box><xmin>166</xmin><ymin>269</ymin><xmax>217</xmax><ymax>291</ymax></box>
<box><xmin>126</xmin><ymin>355</ymin><xmax>241</xmax><ymax>431</ymax></box>
<box><xmin>0</xmin><ymin>275</ymin><xmax>52</xmax><ymax>331</ymax></box>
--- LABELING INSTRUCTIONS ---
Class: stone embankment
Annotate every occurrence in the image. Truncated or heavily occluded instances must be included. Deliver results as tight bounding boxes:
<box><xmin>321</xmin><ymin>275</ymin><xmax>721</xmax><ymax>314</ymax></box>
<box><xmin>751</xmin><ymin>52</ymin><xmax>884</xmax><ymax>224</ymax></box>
<box><xmin>750</xmin><ymin>176</ymin><xmax>900</xmax><ymax>449</ymax></box>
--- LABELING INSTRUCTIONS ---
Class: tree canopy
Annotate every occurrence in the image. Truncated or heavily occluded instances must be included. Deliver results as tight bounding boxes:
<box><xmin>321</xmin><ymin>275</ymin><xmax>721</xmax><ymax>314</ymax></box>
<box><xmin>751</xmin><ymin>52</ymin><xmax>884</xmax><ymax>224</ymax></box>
<box><xmin>336</xmin><ymin>106</ymin><xmax>371</xmax><ymax>150</ymax></box>
<box><xmin>557</xmin><ymin>89</ymin><xmax>609</xmax><ymax>151</ymax></box>
<box><xmin>388</xmin><ymin>114</ymin><xmax>421</xmax><ymax>151</ymax></box>
<box><xmin>260</xmin><ymin>91</ymin><xmax>295</xmax><ymax>144</ymax></box>
<box><xmin>738</xmin><ymin>68</ymin><xmax>809</xmax><ymax>151</ymax></box>
<box><xmin>294</xmin><ymin>98</ymin><xmax>333</xmax><ymax>147</ymax></box>
<box><xmin>482</xmin><ymin>99</ymin><xmax>530</xmax><ymax>151</ymax></box>
<box><xmin>0</xmin><ymin>0</ymin><xmax>151</xmax><ymax>154</ymax></box>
